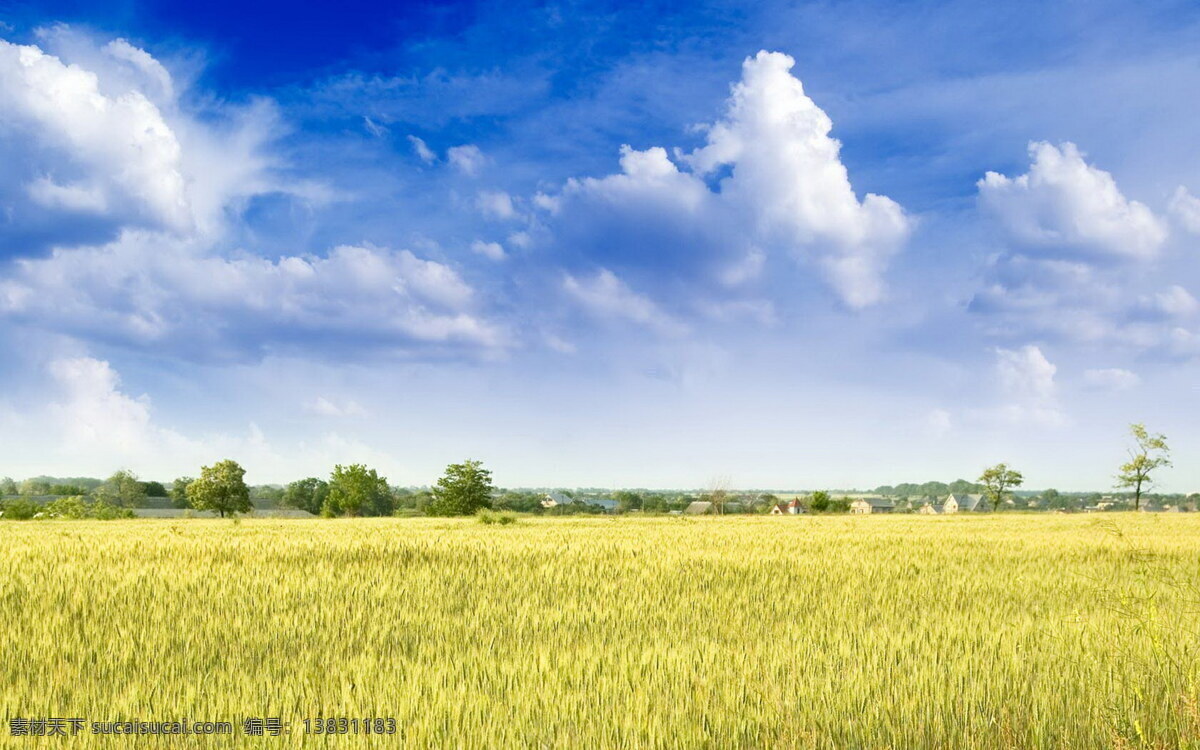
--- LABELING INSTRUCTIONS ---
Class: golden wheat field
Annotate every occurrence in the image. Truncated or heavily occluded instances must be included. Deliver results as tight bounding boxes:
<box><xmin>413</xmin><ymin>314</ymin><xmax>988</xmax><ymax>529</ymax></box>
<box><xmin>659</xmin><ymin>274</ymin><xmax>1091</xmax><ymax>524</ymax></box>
<box><xmin>2</xmin><ymin>515</ymin><xmax>1199</xmax><ymax>749</ymax></box>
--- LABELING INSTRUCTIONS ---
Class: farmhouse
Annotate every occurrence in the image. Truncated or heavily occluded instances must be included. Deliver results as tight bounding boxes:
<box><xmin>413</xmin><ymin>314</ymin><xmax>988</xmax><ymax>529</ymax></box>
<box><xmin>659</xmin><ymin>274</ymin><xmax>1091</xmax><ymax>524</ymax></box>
<box><xmin>849</xmin><ymin>497</ymin><xmax>894</xmax><ymax>514</ymax></box>
<box><xmin>540</xmin><ymin>491</ymin><xmax>574</xmax><ymax>509</ymax></box>
<box><xmin>771</xmin><ymin>498</ymin><xmax>806</xmax><ymax>515</ymax></box>
<box><xmin>684</xmin><ymin>501</ymin><xmax>714</xmax><ymax>515</ymax></box>
<box><xmin>942</xmin><ymin>494</ymin><xmax>987</xmax><ymax>513</ymax></box>
<box><xmin>917</xmin><ymin>502</ymin><xmax>942</xmax><ymax>515</ymax></box>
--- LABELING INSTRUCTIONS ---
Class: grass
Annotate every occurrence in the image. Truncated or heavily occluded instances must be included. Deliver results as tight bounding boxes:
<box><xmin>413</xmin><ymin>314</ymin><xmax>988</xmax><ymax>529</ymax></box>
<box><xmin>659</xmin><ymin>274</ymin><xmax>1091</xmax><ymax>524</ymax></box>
<box><xmin>2</xmin><ymin>514</ymin><xmax>1199</xmax><ymax>748</ymax></box>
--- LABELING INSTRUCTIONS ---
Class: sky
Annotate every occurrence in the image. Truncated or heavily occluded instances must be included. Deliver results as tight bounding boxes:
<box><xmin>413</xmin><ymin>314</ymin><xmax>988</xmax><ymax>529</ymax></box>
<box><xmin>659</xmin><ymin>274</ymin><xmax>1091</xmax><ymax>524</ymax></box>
<box><xmin>0</xmin><ymin>0</ymin><xmax>1198</xmax><ymax>491</ymax></box>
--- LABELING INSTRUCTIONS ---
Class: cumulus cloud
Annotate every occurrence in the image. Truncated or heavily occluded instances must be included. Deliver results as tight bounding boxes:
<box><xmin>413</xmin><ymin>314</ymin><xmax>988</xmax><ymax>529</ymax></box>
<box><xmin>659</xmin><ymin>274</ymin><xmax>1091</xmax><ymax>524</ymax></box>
<box><xmin>540</xmin><ymin>51</ymin><xmax>910</xmax><ymax>309</ymax></box>
<box><xmin>1139</xmin><ymin>285</ymin><xmax>1199</xmax><ymax>319</ymax></box>
<box><xmin>978</xmin><ymin>141</ymin><xmax>1167</xmax><ymax>261</ymax></box>
<box><xmin>50</xmin><ymin>357</ymin><xmax>164</xmax><ymax>454</ymax></box>
<box><xmin>447</xmin><ymin>144</ymin><xmax>485</xmax><ymax>175</ymax></box>
<box><xmin>0</xmin><ymin>28</ymin><xmax>282</xmax><ymax>253</ymax></box>
<box><xmin>0</xmin><ymin>233</ymin><xmax>507</xmax><ymax>361</ymax></box>
<box><xmin>38</xmin><ymin>356</ymin><xmax>397</xmax><ymax>479</ymax></box>
<box><xmin>476</xmin><ymin>190</ymin><xmax>517</xmax><ymax>220</ymax></box>
<box><xmin>0</xmin><ymin>37</ymin><xmax>191</xmax><ymax>238</ymax></box>
<box><xmin>563</xmin><ymin>268</ymin><xmax>688</xmax><ymax>337</ymax></box>
<box><xmin>1168</xmin><ymin>186</ymin><xmax>1200</xmax><ymax>234</ymax></box>
<box><xmin>980</xmin><ymin>345</ymin><xmax>1065</xmax><ymax>427</ymax></box>
<box><xmin>969</xmin><ymin>143</ymin><xmax>1197</xmax><ymax>356</ymax></box>
<box><xmin>470</xmin><ymin>240</ymin><xmax>506</xmax><ymax>261</ymax></box>
<box><xmin>1083</xmin><ymin>368</ymin><xmax>1140</xmax><ymax>391</ymax></box>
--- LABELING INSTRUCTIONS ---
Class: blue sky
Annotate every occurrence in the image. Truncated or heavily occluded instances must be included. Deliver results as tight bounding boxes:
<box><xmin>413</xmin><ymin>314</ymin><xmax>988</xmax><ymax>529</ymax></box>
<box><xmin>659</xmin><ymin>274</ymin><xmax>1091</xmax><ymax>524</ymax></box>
<box><xmin>1</xmin><ymin>0</ymin><xmax>1199</xmax><ymax>490</ymax></box>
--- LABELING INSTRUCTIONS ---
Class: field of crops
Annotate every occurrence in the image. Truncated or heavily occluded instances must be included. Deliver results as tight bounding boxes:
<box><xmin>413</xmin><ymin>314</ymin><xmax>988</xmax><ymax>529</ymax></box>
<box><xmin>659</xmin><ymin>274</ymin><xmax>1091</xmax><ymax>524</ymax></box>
<box><xmin>2</xmin><ymin>515</ymin><xmax>1199</xmax><ymax>748</ymax></box>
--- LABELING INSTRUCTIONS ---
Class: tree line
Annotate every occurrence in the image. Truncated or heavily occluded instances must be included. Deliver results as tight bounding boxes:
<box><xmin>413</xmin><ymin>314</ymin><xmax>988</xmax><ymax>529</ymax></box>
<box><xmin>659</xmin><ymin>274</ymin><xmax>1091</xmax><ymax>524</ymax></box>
<box><xmin>0</xmin><ymin>423</ymin><xmax>1186</xmax><ymax>519</ymax></box>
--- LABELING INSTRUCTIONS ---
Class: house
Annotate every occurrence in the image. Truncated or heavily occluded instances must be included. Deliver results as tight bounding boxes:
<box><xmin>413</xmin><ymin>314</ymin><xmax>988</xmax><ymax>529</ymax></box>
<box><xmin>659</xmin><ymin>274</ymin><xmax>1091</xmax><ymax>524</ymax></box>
<box><xmin>849</xmin><ymin>497</ymin><xmax>894</xmax><ymax>514</ymax></box>
<box><xmin>942</xmin><ymin>493</ymin><xmax>987</xmax><ymax>513</ymax></box>
<box><xmin>770</xmin><ymin>499</ymin><xmax>806</xmax><ymax>515</ymax></box>
<box><xmin>587</xmin><ymin>498</ymin><xmax>619</xmax><ymax>514</ymax></box>
<box><xmin>684</xmin><ymin>501</ymin><xmax>714</xmax><ymax>515</ymax></box>
<box><xmin>540</xmin><ymin>491</ymin><xmax>575</xmax><ymax>509</ymax></box>
<box><xmin>917</xmin><ymin>502</ymin><xmax>942</xmax><ymax>515</ymax></box>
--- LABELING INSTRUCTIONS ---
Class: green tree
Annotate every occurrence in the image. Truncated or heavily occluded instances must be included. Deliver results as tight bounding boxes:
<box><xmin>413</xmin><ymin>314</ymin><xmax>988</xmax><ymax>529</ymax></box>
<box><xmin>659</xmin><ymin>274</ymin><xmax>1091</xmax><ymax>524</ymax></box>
<box><xmin>324</xmin><ymin>464</ymin><xmax>391</xmax><ymax>517</ymax></box>
<box><xmin>20</xmin><ymin>479</ymin><xmax>50</xmax><ymax>495</ymax></box>
<box><xmin>978</xmin><ymin>463</ymin><xmax>1024</xmax><ymax>511</ymax></box>
<box><xmin>808</xmin><ymin>491</ymin><xmax>831</xmax><ymax>513</ymax></box>
<box><xmin>141</xmin><ymin>480</ymin><xmax>168</xmax><ymax>498</ymax></box>
<box><xmin>1115</xmin><ymin>423</ymin><xmax>1171</xmax><ymax>511</ymax></box>
<box><xmin>427</xmin><ymin>460</ymin><xmax>494</xmax><ymax>516</ymax></box>
<box><xmin>47</xmin><ymin>484</ymin><xmax>88</xmax><ymax>496</ymax></box>
<box><xmin>614</xmin><ymin>490</ymin><xmax>644</xmax><ymax>512</ymax></box>
<box><xmin>94</xmin><ymin>470</ymin><xmax>146</xmax><ymax>508</ymax></box>
<box><xmin>1041</xmin><ymin>488</ymin><xmax>1066</xmax><ymax>510</ymax></box>
<box><xmin>186</xmin><ymin>460</ymin><xmax>251</xmax><ymax>518</ymax></box>
<box><xmin>169</xmin><ymin>477</ymin><xmax>194</xmax><ymax>509</ymax></box>
<box><xmin>283</xmin><ymin>477</ymin><xmax>330</xmax><ymax>515</ymax></box>
<box><xmin>0</xmin><ymin>477</ymin><xmax>16</xmax><ymax>496</ymax></box>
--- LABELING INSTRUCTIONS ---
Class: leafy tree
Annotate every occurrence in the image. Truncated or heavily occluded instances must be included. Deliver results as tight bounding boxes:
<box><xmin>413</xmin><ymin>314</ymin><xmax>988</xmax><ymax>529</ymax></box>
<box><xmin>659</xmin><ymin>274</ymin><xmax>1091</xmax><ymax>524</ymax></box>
<box><xmin>427</xmin><ymin>460</ymin><xmax>494</xmax><ymax>516</ymax></box>
<box><xmin>141</xmin><ymin>481</ymin><xmax>168</xmax><ymax>498</ymax></box>
<box><xmin>0</xmin><ymin>497</ymin><xmax>38</xmax><ymax>519</ymax></box>
<box><xmin>186</xmin><ymin>460</ymin><xmax>251</xmax><ymax>518</ymax></box>
<box><xmin>614</xmin><ymin>490</ymin><xmax>644</xmax><ymax>512</ymax></box>
<box><xmin>19</xmin><ymin>479</ymin><xmax>50</xmax><ymax>495</ymax></box>
<box><xmin>47</xmin><ymin>484</ymin><xmax>88</xmax><ymax>496</ymax></box>
<box><xmin>169</xmin><ymin>477</ymin><xmax>194</xmax><ymax>509</ymax></box>
<box><xmin>0</xmin><ymin>477</ymin><xmax>16</xmax><ymax>496</ymax></box>
<box><xmin>251</xmin><ymin>485</ymin><xmax>286</xmax><ymax>504</ymax></box>
<box><xmin>808</xmin><ymin>491</ymin><xmax>831</xmax><ymax>513</ymax></box>
<box><xmin>283</xmin><ymin>477</ymin><xmax>330</xmax><ymax>515</ymax></box>
<box><xmin>94</xmin><ymin>470</ymin><xmax>146</xmax><ymax>508</ymax></box>
<box><xmin>978</xmin><ymin>463</ymin><xmax>1024</xmax><ymax>511</ymax></box>
<box><xmin>829</xmin><ymin>496</ymin><xmax>851</xmax><ymax>513</ymax></box>
<box><xmin>1115</xmin><ymin>423</ymin><xmax>1171</xmax><ymax>511</ymax></box>
<box><xmin>324</xmin><ymin>464</ymin><xmax>391</xmax><ymax>517</ymax></box>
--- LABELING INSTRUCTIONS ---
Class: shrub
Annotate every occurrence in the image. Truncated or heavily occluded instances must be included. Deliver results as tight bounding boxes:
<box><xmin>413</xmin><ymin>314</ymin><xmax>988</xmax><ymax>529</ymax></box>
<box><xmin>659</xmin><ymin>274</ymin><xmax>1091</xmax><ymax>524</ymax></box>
<box><xmin>41</xmin><ymin>496</ymin><xmax>134</xmax><ymax>520</ymax></box>
<box><xmin>477</xmin><ymin>509</ymin><xmax>517</xmax><ymax>526</ymax></box>
<box><xmin>0</xmin><ymin>498</ymin><xmax>38</xmax><ymax>520</ymax></box>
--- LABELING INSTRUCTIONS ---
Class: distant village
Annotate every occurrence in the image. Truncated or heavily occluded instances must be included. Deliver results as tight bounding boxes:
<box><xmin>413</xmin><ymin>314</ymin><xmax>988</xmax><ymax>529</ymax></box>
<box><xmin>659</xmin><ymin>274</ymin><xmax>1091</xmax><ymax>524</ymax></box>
<box><xmin>2</xmin><ymin>472</ymin><xmax>1196</xmax><ymax>520</ymax></box>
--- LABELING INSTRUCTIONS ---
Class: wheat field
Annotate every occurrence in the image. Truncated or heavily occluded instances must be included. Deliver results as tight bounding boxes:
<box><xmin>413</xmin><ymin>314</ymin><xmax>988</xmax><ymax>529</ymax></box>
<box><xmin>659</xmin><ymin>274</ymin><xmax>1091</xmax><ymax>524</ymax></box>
<box><xmin>2</xmin><ymin>515</ymin><xmax>1199</xmax><ymax>748</ymax></box>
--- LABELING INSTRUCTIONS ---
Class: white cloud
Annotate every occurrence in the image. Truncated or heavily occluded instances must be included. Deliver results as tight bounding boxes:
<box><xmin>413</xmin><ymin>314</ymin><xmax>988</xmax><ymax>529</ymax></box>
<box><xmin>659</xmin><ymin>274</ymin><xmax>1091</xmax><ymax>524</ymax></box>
<box><xmin>978</xmin><ymin>141</ymin><xmax>1167</xmax><ymax>261</ymax></box>
<box><xmin>37</xmin><ymin>356</ymin><xmax>398</xmax><ymax>480</ymax></box>
<box><xmin>563</xmin><ymin>268</ymin><xmax>688</xmax><ymax>337</ymax></box>
<box><xmin>407</xmin><ymin>134</ymin><xmax>435</xmax><ymax>163</ymax></box>
<box><xmin>0</xmin><ymin>37</ymin><xmax>191</xmax><ymax>233</ymax></box>
<box><xmin>1168</xmin><ymin>186</ymin><xmax>1200</xmax><ymax>234</ymax></box>
<box><xmin>1144</xmin><ymin>285</ymin><xmax>1199</xmax><ymax>318</ymax></box>
<box><xmin>50</xmin><ymin>357</ymin><xmax>160</xmax><ymax>454</ymax></box>
<box><xmin>542</xmin><ymin>51</ymin><xmax>910</xmax><ymax>309</ymax></box>
<box><xmin>975</xmin><ymin>345</ymin><xmax>1065</xmax><ymax>427</ymax></box>
<box><xmin>683</xmin><ymin>51</ymin><xmax>910</xmax><ymax>306</ymax></box>
<box><xmin>0</xmin><ymin>28</ymin><xmax>285</xmax><ymax>252</ymax></box>
<box><xmin>476</xmin><ymin>190</ymin><xmax>517</xmax><ymax>220</ymax></box>
<box><xmin>362</xmin><ymin>116</ymin><xmax>388</xmax><ymax>138</ymax></box>
<box><xmin>470</xmin><ymin>240</ymin><xmax>506</xmax><ymax>261</ymax></box>
<box><xmin>447</xmin><ymin>144</ymin><xmax>485</xmax><ymax>175</ymax></box>
<box><xmin>1083</xmin><ymin>368</ymin><xmax>1140</xmax><ymax>391</ymax></box>
<box><xmin>0</xmin><ymin>233</ymin><xmax>507</xmax><ymax>360</ymax></box>
<box><xmin>305</xmin><ymin>397</ymin><xmax>367</xmax><ymax>418</ymax></box>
